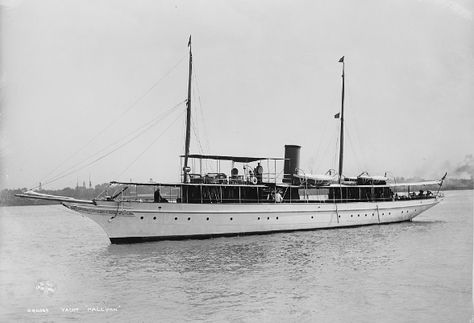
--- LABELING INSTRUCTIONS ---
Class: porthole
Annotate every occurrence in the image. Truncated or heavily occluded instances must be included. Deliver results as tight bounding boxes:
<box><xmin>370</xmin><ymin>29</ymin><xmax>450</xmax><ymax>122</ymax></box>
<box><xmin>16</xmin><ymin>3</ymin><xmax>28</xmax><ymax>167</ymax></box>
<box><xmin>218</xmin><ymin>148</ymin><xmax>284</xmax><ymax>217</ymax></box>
<box><xmin>372</xmin><ymin>213</ymin><xmax>374</xmax><ymax>216</ymax></box>
<box><xmin>276</xmin><ymin>217</ymin><xmax>279</xmax><ymax>220</ymax></box>
<box><xmin>401</xmin><ymin>211</ymin><xmax>404</xmax><ymax>214</ymax></box>
<box><xmin>382</xmin><ymin>213</ymin><xmax>384</xmax><ymax>216</ymax></box>
<box><xmin>174</xmin><ymin>217</ymin><xmax>178</xmax><ymax>220</ymax></box>
<box><xmin>188</xmin><ymin>217</ymin><xmax>191</xmax><ymax>221</ymax></box>
<box><xmin>258</xmin><ymin>217</ymin><xmax>261</xmax><ymax>220</ymax></box>
<box><xmin>365</xmin><ymin>214</ymin><xmax>367</xmax><ymax>217</ymax></box>
<box><xmin>351</xmin><ymin>215</ymin><xmax>353</xmax><ymax>217</ymax></box>
<box><xmin>206</xmin><ymin>217</ymin><xmax>209</xmax><ymax>221</ymax></box>
<box><xmin>311</xmin><ymin>216</ymin><xmax>314</xmax><ymax>219</ymax></box>
<box><xmin>140</xmin><ymin>216</ymin><xmax>144</xmax><ymax>220</ymax></box>
<box><xmin>267</xmin><ymin>217</ymin><xmax>270</xmax><ymax>220</ymax></box>
<box><xmin>357</xmin><ymin>214</ymin><xmax>360</xmax><ymax>217</ymax></box>
<box><xmin>389</xmin><ymin>212</ymin><xmax>391</xmax><ymax>215</ymax></box>
<box><xmin>230</xmin><ymin>217</ymin><xmax>233</xmax><ymax>221</ymax></box>
<box><xmin>406</xmin><ymin>210</ymin><xmax>409</xmax><ymax>213</ymax></box>
<box><xmin>153</xmin><ymin>216</ymin><xmax>156</xmax><ymax>220</ymax></box>
<box><xmin>338</xmin><ymin>215</ymin><xmax>341</xmax><ymax>218</ymax></box>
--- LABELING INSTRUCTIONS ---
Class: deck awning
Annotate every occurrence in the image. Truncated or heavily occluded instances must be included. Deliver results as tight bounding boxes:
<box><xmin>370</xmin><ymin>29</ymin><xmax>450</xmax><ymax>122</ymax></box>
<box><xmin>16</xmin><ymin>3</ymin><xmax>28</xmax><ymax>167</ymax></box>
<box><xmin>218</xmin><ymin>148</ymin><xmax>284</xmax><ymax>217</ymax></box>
<box><xmin>109</xmin><ymin>181</ymin><xmax>268</xmax><ymax>188</ymax></box>
<box><xmin>328</xmin><ymin>180</ymin><xmax>442</xmax><ymax>188</ymax></box>
<box><xmin>180</xmin><ymin>154</ymin><xmax>286</xmax><ymax>163</ymax></box>
<box><xmin>387</xmin><ymin>180</ymin><xmax>442</xmax><ymax>187</ymax></box>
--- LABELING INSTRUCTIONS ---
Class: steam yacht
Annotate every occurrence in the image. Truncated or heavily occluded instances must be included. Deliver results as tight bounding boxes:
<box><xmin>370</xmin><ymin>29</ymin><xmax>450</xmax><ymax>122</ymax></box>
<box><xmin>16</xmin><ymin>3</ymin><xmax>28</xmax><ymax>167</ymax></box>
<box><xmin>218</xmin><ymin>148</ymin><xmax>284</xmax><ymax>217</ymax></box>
<box><xmin>17</xmin><ymin>38</ymin><xmax>445</xmax><ymax>244</ymax></box>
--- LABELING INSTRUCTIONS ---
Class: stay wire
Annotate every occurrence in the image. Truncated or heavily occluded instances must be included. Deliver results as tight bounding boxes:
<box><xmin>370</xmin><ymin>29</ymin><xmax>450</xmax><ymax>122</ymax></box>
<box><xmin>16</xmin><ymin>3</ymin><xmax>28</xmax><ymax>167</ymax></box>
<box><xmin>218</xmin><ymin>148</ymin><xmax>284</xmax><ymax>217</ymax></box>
<box><xmin>192</xmin><ymin>68</ymin><xmax>211</xmax><ymax>153</ymax></box>
<box><xmin>116</xmin><ymin>109</ymin><xmax>186</xmax><ymax>179</ymax></box>
<box><xmin>36</xmin><ymin>55</ymin><xmax>187</xmax><ymax>188</ymax></box>
<box><xmin>346</xmin><ymin>126</ymin><xmax>363</xmax><ymax>172</ymax></box>
<box><xmin>41</xmin><ymin>100</ymin><xmax>186</xmax><ymax>187</ymax></box>
<box><xmin>192</xmin><ymin>68</ymin><xmax>211</xmax><ymax>172</ymax></box>
<box><xmin>334</xmin><ymin>129</ymin><xmax>340</xmax><ymax>173</ymax></box>
<box><xmin>40</xmin><ymin>100</ymin><xmax>185</xmax><ymax>186</ymax></box>
<box><xmin>348</xmin><ymin>114</ymin><xmax>368</xmax><ymax>171</ymax></box>
<box><xmin>191</xmin><ymin>116</ymin><xmax>204</xmax><ymax>154</ymax></box>
<box><xmin>311</xmin><ymin>118</ymin><xmax>330</xmax><ymax>172</ymax></box>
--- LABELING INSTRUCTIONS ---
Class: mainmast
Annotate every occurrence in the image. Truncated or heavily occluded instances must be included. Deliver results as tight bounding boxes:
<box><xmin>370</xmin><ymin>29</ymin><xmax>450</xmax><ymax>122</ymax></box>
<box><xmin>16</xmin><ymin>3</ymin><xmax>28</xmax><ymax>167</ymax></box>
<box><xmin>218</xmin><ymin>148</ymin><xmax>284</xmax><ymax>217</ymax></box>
<box><xmin>183</xmin><ymin>36</ymin><xmax>193</xmax><ymax>183</ymax></box>
<box><xmin>338</xmin><ymin>56</ymin><xmax>345</xmax><ymax>183</ymax></box>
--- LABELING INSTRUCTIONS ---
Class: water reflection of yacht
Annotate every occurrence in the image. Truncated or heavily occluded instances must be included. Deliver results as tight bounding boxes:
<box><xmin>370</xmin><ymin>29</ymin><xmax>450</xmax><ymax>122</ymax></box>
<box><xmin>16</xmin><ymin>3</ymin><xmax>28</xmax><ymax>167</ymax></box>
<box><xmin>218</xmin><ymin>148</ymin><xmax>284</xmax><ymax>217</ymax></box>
<box><xmin>17</xmin><ymin>38</ymin><xmax>445</xmax><ymax>244</ymax></box>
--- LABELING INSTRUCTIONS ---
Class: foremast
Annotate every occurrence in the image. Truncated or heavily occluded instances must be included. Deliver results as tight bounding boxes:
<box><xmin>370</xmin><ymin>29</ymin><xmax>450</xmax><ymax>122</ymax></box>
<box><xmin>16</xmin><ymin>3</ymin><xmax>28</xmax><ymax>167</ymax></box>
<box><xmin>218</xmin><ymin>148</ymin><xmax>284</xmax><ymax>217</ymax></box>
<box><xmin>183</xmin><ymin>36</ymin><xmax>193</xmax><ymax>183</ymax></box>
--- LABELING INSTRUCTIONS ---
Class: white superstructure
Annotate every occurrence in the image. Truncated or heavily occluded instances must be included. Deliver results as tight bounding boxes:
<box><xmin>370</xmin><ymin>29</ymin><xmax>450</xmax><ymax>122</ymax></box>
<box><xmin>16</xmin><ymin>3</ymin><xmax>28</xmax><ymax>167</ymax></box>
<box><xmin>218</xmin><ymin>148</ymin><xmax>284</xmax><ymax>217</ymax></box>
<box><xmin>62</xmin><ymin>193</ymin><xmax>441</xmax><ymax>243</ymax></box>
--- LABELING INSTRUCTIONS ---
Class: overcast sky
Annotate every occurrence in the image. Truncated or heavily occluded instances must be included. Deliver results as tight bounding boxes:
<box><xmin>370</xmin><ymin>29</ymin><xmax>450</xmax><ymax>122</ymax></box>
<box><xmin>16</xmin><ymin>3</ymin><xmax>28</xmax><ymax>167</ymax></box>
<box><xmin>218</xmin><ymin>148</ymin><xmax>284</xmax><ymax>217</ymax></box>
<box><xmin>1</xmin><ymin>0</ymin><xmax>473</xmax><ymax>189</ymax></box>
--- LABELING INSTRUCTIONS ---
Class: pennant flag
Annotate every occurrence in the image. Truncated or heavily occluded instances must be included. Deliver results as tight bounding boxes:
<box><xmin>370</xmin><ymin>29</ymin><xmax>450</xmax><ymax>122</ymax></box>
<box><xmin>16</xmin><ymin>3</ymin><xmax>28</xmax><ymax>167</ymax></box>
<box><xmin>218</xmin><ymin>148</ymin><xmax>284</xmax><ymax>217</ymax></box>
<box><xmin>188</xmin><ymin>35</ymin><xmax>192</xmax><ymax>47</ymax></box>
<box><xmin>338</xmin><ymin>56</ymin><xmax>344</xmax><ymax>63</ymax></box>
<box><xmin>334</xmin><ymin>112</ymin><xmax>340</xmax><ymax>119</ymax></box>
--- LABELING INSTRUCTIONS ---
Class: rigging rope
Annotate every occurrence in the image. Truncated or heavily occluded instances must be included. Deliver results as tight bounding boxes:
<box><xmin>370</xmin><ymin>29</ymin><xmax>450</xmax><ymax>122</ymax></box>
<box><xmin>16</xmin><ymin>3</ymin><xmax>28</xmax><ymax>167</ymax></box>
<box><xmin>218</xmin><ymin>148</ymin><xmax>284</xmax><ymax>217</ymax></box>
<box><xmin>311</xmin><ymin>118</ymin><xmax>330</xmax><ymax>172</ymax></box>
<box><xmin>41</xmin><ymin>100</ymin><xmax>184</xmax><ymax>185</ymax></box>
<box><xmin>191</xmin><ymin>115</ymin><xmax>205</xmax><ymax>155</ymax></box>
<box><xmin>348</xmin><ymin>115</ymin><xmax>369</xmax><ymax>171</ymax></box>
<box><xmin>116</xmin><ymin>109</ymin><xmax>186</xmax><ymax>179</ymax></box>
<box><xmin>192</xmin><ymin>71</ymin><xmax>211</xmax><ymax>153</ymax></box>
<box><xmin>191</xmin><ymin>69</ymin><xmax>211</xmax><ymax>173</ymax></box>
<box><xmin>40</xmin><ymin>100</ymin><xmax>186</xmax><ymax>187</ymax></box>
<box><xmin>333</xmin><ymin>130</ymin><xmax>340</xmax><ymax>173</ymax></box>
<box><xmin>346</xmin><ymin>127</ymin><xmax>363</xmax><ymax>173</ymax></box>
<box><xmin>35</xmin><ymin>55</ymin><xmax>187</xmax><ymax>189</ymax></box>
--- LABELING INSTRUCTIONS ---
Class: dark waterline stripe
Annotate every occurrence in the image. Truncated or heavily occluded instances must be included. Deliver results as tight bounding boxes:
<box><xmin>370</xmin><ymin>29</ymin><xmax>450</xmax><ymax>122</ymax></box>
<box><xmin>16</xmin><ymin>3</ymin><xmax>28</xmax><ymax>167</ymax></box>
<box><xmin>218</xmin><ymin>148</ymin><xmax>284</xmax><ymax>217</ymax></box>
<box><xmin>109</xmin><ymin>219</ymin><xmax>412</xmax><ymax>244</ymax></box>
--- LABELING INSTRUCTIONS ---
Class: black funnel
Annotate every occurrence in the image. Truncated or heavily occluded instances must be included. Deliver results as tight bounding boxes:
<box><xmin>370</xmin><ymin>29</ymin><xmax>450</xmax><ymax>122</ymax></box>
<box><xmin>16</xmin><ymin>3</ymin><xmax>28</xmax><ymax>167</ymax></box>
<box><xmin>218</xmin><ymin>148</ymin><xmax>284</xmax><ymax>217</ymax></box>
<box><xmin>283</xmin><ymin>145</ymin><xmax>301</xmax><ymax>183</ymax></box>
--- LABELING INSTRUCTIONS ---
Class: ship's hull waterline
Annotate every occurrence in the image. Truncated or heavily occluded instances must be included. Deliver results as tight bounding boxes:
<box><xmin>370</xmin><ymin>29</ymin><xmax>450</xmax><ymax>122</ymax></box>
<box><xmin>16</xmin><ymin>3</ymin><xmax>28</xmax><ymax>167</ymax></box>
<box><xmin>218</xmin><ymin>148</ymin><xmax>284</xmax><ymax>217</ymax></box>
<box><xmin>64</xmin><ymin>197</ymin><xmax>441</xmax><ymax>244</ymax></box>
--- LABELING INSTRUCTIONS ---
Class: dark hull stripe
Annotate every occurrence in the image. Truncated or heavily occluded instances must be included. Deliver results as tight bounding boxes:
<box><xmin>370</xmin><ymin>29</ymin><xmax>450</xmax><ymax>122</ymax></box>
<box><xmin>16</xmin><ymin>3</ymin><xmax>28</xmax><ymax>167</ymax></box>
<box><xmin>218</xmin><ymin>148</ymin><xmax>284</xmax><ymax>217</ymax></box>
<box><xmin>109</xmin><ymin>219</ymin><xmax>411</xmax><ymax>244</ymax></box>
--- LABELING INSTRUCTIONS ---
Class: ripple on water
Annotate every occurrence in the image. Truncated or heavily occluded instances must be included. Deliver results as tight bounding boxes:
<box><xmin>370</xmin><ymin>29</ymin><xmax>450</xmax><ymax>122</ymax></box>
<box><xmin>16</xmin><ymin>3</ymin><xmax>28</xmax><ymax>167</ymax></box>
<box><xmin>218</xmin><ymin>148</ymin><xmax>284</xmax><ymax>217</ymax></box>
<box><xmin>0</xmin><ymin>191</ymin><xmax>472</xmax><ymax>322</ymax></box>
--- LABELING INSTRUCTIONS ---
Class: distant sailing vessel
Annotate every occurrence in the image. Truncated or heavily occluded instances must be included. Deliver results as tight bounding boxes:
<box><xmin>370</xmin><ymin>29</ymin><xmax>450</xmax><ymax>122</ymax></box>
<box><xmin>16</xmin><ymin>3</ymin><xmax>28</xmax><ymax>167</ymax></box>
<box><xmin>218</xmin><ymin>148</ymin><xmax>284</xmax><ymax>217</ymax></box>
<box><xmin>17</xmin><ymin>38</ymin><xmax>446</xmax><ymax>244</ymax></box>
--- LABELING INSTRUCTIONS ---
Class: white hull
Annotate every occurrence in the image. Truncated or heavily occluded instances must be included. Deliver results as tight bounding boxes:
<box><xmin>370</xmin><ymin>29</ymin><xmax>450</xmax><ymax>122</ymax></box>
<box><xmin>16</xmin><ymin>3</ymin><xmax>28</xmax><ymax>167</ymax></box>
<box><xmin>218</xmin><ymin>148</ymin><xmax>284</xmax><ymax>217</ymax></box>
<box><xmin>64</xmin><ymin>197</ymin><xmax>441</xmax><ymax>243</ymax></box>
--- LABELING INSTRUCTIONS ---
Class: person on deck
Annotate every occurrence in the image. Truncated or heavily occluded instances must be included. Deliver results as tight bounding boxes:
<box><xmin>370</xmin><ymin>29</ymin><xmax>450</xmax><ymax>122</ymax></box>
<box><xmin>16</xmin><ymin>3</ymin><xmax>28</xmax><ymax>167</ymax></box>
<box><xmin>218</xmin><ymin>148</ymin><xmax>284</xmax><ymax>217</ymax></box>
<box><xmin>154</xmin><ymin>189</ymin><xmax>168</xmax><ymax>203</ymax></box>
<box><xmin>275</xmin><ymin>190</ymin><xmax>283</xmax><ymax>203</ymax></box>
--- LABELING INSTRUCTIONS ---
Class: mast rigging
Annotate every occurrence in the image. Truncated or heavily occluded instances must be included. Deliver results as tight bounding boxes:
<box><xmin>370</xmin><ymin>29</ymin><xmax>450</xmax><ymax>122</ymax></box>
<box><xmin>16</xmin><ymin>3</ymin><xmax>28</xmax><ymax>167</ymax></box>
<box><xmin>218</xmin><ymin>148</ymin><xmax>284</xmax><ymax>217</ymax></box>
<box><xmin>183</xmin><ymin>35</ymin><xmax>193</xmax><ymax>182</ymax></box>
<box><xmin>338</xmin><ymin>56</ymin><xmax>345</xmax><ymax>183</ymax></box>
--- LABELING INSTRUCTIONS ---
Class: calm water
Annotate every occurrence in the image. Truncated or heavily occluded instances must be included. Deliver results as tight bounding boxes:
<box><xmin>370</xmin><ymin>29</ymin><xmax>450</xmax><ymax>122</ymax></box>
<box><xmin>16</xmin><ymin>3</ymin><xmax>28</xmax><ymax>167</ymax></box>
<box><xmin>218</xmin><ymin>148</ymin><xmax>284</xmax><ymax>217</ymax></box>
<box><xmin>0</xmin><ymin>190</ymin><xmax>472</xmax><ymax>322</ymax></box>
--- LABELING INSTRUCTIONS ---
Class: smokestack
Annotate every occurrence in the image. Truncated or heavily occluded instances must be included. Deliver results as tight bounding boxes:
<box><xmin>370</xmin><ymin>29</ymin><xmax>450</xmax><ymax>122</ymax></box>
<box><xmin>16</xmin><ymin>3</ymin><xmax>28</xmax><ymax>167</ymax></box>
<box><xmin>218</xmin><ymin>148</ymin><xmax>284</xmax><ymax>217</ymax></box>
<box><xmin>283</xmin><ymin>145</ymin><xmax>301</xmax><ymax>183</ymax></box>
